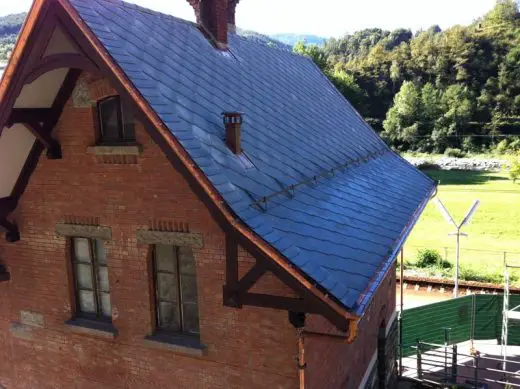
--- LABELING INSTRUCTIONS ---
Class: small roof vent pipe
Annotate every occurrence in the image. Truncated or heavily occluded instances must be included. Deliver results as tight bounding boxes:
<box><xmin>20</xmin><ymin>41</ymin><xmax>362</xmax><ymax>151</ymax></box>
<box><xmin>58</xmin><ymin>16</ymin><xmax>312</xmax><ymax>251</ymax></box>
<box><xmin>222</xmin><ymin>112</ymin><xmax>243</xmax><ymax>155</ymax></box>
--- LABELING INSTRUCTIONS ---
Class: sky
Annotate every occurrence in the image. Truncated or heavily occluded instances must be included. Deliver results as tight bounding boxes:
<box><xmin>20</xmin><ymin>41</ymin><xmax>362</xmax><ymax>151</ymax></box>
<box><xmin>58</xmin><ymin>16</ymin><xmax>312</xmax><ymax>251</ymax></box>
<box><xmin>0</xmin><ymin>0</ymin><xmax>498</xmax><ymax>38</ymax></box>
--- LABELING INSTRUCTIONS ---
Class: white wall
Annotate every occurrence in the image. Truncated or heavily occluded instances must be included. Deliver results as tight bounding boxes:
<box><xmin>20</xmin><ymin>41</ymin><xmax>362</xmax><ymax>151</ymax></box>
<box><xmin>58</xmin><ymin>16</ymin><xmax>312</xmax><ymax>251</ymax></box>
<box><xmin>0</xmin><ymin>125</ymin><xmax>36</xmax><ymax>198</ymax></box>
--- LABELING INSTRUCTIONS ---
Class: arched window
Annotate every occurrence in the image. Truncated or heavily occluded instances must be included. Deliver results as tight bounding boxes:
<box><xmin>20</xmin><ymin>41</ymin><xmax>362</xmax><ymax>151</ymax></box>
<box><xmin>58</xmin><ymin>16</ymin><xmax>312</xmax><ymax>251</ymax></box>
<box><xmin>97</xmin><ymin>96</ymin><xmax>135</xmax><ymax>144</ymax></box>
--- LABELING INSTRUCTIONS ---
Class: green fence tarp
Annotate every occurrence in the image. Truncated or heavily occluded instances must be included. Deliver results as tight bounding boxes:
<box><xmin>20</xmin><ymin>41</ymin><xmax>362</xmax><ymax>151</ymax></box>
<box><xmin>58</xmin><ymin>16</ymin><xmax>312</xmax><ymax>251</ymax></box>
<box><xmin>400</xmin><ymin>294</ymin><xmax>520</xmax><ymax>357</ymax></box>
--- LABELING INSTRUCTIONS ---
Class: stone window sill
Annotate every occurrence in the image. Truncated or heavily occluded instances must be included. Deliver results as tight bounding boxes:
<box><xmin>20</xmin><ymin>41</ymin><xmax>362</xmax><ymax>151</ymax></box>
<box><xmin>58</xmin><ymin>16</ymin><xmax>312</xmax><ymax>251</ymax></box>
<box><xmin>144</xmin><ymin>332</ymin><xmax>207</xmax><ymax>357</ymax></box>
<box><xmin>65</xmin><ymin>318</ymin><xmax>117</xmax><ymax>340</ymax></box>
<box><xmin>87</xmin><ymin>144</ymin><xmax>142</xmax><ymax>156</ymax></box>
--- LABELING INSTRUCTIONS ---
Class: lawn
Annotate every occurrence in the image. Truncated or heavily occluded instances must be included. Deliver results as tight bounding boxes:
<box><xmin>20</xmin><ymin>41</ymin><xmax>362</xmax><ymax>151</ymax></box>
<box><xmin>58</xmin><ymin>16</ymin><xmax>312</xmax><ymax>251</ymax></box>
<box><xmin>404</xmin><ymin>169</ymin><xmax>520</xmax><ymax>283</ymax></box>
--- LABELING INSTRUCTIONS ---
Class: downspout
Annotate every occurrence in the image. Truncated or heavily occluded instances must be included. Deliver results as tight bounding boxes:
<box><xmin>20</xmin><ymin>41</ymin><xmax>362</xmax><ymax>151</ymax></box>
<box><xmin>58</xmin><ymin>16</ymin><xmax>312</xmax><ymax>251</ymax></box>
<box><xmin>297</xmin><ymin>328</ymin><xmax>306</xmax><ymax>389</ymax></box>
<box><xmin>289</xmin><ymin>312</ymin><xmax>307</xmax><ymax>389</ymax></box>
<box><xmin>289</xmin><ymin>313</ymin><xmax>359</xmax><ymax>389</ymax></box>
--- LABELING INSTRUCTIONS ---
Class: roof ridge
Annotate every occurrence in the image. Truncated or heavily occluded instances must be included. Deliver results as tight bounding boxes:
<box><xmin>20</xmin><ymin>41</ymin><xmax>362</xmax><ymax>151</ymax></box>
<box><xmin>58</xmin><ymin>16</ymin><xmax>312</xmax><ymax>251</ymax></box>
<box><xmin>251</xmin><ymin>148</ymin><xmax>390</xmax><ymax>211</ymax></box>
<box><xmin>95</xmin><ymin>0</ymin><xmax>199</xmax><ymax>28</ymax></box>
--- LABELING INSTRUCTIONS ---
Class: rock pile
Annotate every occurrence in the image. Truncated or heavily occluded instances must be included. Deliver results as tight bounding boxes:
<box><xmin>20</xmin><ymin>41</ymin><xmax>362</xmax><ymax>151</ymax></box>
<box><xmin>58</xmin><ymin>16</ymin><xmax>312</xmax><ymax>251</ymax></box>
<box><xmin>406</xmin><ymin>156</ymin><xmax>508</xmax><ymax>171</ymax></box>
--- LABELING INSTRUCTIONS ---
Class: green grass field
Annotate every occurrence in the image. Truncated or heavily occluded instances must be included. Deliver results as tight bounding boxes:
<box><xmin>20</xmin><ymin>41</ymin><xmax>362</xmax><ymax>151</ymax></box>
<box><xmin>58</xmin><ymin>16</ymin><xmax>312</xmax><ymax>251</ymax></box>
<box><xmin>404</xmin><ymin>169</ymin><xmax>520</xmax><ymax>282</ymax></box>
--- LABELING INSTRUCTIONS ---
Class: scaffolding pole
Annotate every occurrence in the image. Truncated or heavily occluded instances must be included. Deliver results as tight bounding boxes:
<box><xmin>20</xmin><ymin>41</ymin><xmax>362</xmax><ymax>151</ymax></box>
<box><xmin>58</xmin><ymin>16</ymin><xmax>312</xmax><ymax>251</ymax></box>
<box><xmin>501</xmin><ymin>255</ymin><xmax>520</xmax><ymax>374</ymax></box>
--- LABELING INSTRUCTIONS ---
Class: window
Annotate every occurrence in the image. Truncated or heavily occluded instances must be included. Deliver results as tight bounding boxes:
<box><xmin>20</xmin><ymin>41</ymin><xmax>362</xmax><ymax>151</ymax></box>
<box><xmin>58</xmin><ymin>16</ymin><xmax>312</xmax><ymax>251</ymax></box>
<box><xmin>71</xmin><ymin>238</ymin><xmax>112</xmax><ymax>320</ymax></box>
<box><xmin>97</xmin><ymin>96</ymin><xmax>135</xmax><ymax>144</ymax></box>
<box><xmin>153</xmin><ymin>245</ymin><xmax>199</xmax><ymax>335</ymax></box>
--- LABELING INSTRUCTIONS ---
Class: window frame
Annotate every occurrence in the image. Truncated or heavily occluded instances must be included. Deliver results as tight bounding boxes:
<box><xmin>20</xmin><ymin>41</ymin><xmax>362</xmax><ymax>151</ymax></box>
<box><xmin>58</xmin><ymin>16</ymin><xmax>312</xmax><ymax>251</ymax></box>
<box><xmin>97</xmin><ymin>95</ymin><xmax>135</xmax><ymax>145</ymax></box>
<box><xmin>70</xmin><ymin>237</ymin><xmax>112</xmax><ymax>322</ymax></box>
<box><xmin>151</xmin><ymin>245</ymin><xmax>200</xmax><ymax>337</ymax></box>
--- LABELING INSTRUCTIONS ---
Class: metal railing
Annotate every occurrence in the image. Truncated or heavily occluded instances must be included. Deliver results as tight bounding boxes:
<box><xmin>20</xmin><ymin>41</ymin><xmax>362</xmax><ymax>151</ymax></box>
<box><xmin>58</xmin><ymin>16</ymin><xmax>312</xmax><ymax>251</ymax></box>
<box><xmin>403</xmin><ymin>340</ymin><xmax>520</xmax><ymax>388</ymax></box>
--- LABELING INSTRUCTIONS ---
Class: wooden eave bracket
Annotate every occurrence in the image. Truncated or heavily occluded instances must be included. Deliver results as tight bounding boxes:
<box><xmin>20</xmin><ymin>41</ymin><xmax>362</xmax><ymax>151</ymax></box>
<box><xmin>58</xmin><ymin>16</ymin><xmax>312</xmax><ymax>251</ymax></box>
<box><xmin>0</xmin><ymin>262</ymin><xmax>10</xmax><ymax>283</ymax></box>
<box><xmin>8</xmin><ymin>108</ymin><xmax>53</xmax><ymax>125</ymax></box>
<box><xmin>0</xmin><ymin>218</ymin><xmax>20</xmax><ymax>243</ymax></box>
<box><xmin>0</xmin><ymin>197</ymin><xmax>20</xmax><ymax>242</ymax></box>
<box><xmin>6</xmin><ymin>113</ymin><xmax>62</xmax><ymax>160</ymax></box>
<box><xmin>24</xmin><ymin>121</ymin><xmax>62</xmax><ymax>159</ymax></box>
<box><xmin>223</xmin><ymin>233</ymin><xmax>357</xmax><ymax>334</ymax></box>
<box><xmin>0</xmin><ymin>272</ymin><xmax>10</xmax><ymax>282</ymax></box>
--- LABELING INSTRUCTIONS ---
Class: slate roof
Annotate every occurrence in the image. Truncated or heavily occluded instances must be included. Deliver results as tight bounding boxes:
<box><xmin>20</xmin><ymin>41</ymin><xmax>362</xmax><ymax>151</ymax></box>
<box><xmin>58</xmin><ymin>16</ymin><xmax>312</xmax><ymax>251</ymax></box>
<box><xmin>69</xmin><ymin>0</ymin><xmax>436</xmax><ymax>315</ymax></box>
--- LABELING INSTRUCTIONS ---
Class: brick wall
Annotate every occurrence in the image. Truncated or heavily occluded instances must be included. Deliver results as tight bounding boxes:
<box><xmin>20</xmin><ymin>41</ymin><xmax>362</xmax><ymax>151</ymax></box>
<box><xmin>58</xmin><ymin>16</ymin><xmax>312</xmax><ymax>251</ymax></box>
<box><xmin>0</xmin><ymin>75</ymin><xmax>299</xmax><ymax>389</ymax></box>
<box><xmin>305</xmin><ymin>264</ymin><xmax>397</xmax><ymax>389</ymax></box>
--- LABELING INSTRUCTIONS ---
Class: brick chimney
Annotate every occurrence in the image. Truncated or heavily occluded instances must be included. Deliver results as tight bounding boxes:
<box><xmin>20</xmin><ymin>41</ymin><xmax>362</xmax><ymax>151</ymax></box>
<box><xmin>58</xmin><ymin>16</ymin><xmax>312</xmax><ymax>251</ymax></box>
<box><xmin>187</xmin><ymin>0</ymin><xmax>240</xmax><ymax>49</ymax></box>
<box><xmin>222</xmin><ymin>112</ymin><xmax>243</xmax><ymax>154</ymax></box>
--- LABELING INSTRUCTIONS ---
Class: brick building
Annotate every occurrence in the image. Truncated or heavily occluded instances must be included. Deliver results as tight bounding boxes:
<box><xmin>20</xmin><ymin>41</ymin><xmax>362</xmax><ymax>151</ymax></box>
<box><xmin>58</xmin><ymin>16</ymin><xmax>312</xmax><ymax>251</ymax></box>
<box><xmin>0</xmin><ymin>0</ymin><xmax>435</xmax><ymax>388</ymax></box>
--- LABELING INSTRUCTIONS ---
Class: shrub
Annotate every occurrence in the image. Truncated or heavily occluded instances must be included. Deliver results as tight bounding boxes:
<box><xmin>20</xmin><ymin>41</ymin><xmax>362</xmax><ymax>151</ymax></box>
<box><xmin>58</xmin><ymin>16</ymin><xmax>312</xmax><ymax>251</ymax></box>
<box><xmin>459</xmin><ymin>266</ymin><xmax>503</xmax><ymax>284</ymax></box>
<box><xmin>462</xmin><ymin>136</ymin><xmax>480</xmax><ymax>153</ymax></box>
<box><xmin>416</xmin><ymin>248</ymin><xmax>443</xmax><ymax>268</ymax></box>
<box><xmin>494</xmin><ymin>139</ymin><xmax>520</xmax><ymax>155</ymax></box>
<box><xmin>509</xmin><ymin>139</ymin><xmax>520</xmax><ymax>152</ymax></box>
<box><xmin>444</xmin><ymin>148</ymin><xmax>467</xmax><ymax>158</ymax></box>
<box><xmin>510</xmin><ymin>158</ymin><xmax>520</xmax><ymax>183</ymax></box>
<box><xmin>495</xmin><ymin>139</ymin><xmax>510</xmax><ymax>155</ymax></box>
<box><xmin>416</xmin><ymin>160</ymin><xmax>440</xmax><ymax>170</ymax></box>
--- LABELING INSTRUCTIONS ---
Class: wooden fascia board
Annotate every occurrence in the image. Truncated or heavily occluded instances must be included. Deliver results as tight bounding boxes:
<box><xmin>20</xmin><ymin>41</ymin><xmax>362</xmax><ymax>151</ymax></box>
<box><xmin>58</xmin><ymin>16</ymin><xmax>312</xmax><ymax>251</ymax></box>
<box><xmin>0</xmin><ymin>0</ymin><xmax>57</xmax><ymax>134</ymax></box>
<box><xmin>56</xmin><ymin>0</ymin><xmax>357</xmax><ymax>327</ymax></box>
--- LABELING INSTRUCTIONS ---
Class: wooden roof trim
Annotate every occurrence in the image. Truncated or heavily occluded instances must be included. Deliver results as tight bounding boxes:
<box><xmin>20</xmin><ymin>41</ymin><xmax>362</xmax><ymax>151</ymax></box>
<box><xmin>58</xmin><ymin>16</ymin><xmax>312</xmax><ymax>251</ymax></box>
<box><xmin>0</xmin><ymin>0</ymin><xmax>46</xmax><ymax>102</ymax></box>
<box><xmin>23</xmin><ymin>53</ymin><xmax>99</xmax><ymax>85</ymax></box>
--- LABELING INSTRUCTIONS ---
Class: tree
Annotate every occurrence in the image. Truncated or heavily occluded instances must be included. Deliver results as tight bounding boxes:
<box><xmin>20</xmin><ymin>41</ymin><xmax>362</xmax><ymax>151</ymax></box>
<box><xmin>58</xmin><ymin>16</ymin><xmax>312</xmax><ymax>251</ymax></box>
<box><xmin>498</xmin><ymin>46</ymin><xmax>520</xmax><ymax>114</ymax></box>
<box><xmin>481</xmin><ymin>0</ymin><xmax>519</xmax><ymax>29</ymax></box>
<box><xmin>432</xmin><ymin>84</ymin><xmax>474</xmax><ymax>150</ymax></box>
<box><xmin>328</xmin><ymin>69</ymin><xmax>367</xmax><ymax>113</ymax></box>
<box><xmin>294</xmin><ymin>41</ymin><xmax>328</xmax><ymax>71</ymax></box>
<box><xmin>382</xmin><ymin>81</ymin><xmax>422</xmax><ymax>149</ymax></box>
<box><xmin>421</xmin><ymin>83</ymin><xmax>441</xmax><ymax>122</ymax></box>
<box><xmin>509</xmin><ymin>155</ymin><xmax>520</xmax><ymax>183</ymax></box>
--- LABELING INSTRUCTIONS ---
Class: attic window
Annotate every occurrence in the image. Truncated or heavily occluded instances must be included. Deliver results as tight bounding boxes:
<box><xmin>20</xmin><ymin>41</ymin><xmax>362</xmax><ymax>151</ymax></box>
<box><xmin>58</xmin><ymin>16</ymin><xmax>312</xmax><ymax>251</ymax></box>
<box><xmin>97</xmin><ymin>96</ymin><xmax>135</xmax><ymax>144</ymax></box>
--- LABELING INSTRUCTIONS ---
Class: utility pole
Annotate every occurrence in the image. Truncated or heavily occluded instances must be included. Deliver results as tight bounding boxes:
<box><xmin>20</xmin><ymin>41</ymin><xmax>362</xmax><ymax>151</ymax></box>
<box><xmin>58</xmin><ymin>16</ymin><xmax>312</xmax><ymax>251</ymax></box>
<box><xmin>435</xmin><ymin>199</ymin><xmax>480</xmax><ymax>298</ymax></box>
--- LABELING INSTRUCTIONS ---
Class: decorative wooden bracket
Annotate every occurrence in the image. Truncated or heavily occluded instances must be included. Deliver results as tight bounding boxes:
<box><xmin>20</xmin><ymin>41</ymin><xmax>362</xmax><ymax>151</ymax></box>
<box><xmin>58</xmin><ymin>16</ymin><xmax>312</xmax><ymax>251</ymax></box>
<box><xmin>7</xmin><ymin>109</ymin><xmax>62</xmax><ymax>159</ymax></box>
<box><xmin>0</xmin><ymin>197</ymin><xmax>17</xmax><ymax>215</ymax></box>
<box><xmin>0</xmin><ymin>198</ymin><xmax>20</xmax><ymax>242</ymax></box>
<box><xmin>0</xmin><ymin>263</ymin><xmax>10</xmax><ymax>282</ymax></box>
<box><xmin>223</xmin><ymin>233</ymin><xmax>350</xmax><ymax>331</ymax></box>
<box><xmin>0</xmin><ymin>219</ymin><xmax>20</xmax><ymax>243</ymax></box>
<box><xmin>8</xmin><ymin>108</ymin><xmax>53</xmax><ymax>126</ymax></box>
<box><xmin>23</xmin><ymin>53</ymin><xmax>99</xmax><ymax>86</ymax></box>
<box><xmin>24</xmin><ymin>122</ymin><xmax>62</xmax><ymax>159</ymax></box>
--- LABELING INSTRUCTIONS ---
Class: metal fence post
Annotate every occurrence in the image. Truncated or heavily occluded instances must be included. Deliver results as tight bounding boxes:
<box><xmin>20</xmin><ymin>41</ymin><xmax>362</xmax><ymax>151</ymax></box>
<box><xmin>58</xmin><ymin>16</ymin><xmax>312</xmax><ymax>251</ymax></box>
<box><xmin>444</xmin><ymin>328</ymin><xmax>450</xmax><ymax>380</ymax></box>
<box><xmin>416</xmin><ymin>340</ymin><xmax>422</xmax><ymax>379</ymax></box>
<box><xmin>474</xmin><ymin>353</ymin><xmax>479</xmax><ymax>388</ymax></box>
<box><xmin>452</xmin><ymin>344</ymin><xmax>458</xmax><ymax>383</ymax></box>
<box><xmin>471</xmin><ymin>293</ymin><xmax>476</xmax><ymax>350</ymax></box>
